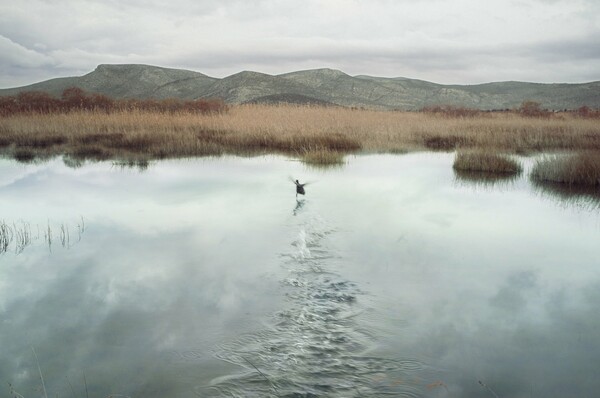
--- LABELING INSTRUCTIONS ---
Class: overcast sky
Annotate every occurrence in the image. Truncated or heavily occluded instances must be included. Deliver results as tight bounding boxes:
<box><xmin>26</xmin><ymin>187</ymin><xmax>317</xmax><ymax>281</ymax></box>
<box><xmin>1</xmin><ymin>0</ymin><xmax>599</xmax><ymax>88</ymax></box>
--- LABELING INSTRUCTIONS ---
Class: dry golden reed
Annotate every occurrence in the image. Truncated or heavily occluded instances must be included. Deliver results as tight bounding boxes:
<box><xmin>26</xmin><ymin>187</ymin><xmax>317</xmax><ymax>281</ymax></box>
<box><xmin>453</xmin><ymin>151</ymin><xmax>522</xmax><ymax>174</ymax></box>
<box><xmin>1</xmin><ymin>104</ymin><xmax>600</xmax><ymax>165</ymax></box>
<box><xmin>301</xmin><ymin>149</ymin><xmax>346</xmax><ymax>166</ymax></box>
<box><xmin>531</xmin><ymin>152</ymin><xmax>600</xmax><ymax>186</ymax></box>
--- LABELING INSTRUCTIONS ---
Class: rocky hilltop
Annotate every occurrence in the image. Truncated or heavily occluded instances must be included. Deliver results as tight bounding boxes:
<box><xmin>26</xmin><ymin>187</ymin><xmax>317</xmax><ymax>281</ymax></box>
<box><xmin>1</xmin><ymin>64</ymin><xmax>598</xmax><ymax>110</ymax></box>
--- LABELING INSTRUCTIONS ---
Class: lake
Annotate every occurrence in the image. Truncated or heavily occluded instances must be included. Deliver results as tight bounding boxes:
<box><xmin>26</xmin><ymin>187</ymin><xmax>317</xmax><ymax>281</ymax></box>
<box><xmin>1</xmin><ymin>153</ymin><xmax>599</xmax><ymax>398</ymax></box>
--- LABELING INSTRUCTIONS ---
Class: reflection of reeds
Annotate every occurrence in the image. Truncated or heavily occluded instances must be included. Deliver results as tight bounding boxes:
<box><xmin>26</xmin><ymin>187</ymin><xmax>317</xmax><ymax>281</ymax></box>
<box><xmin>9</xmin><ymin>347</ymin><xmax>131</xmax><ymax>398</ymax></box>
<box><xmin>0</xmin><ymin>221</ymin><xmax>11</xmax><ymax>253</ymax></box>
<box><xmin>59</xmin><ymin>224</ymin><xmax>70</xmax><ymax>248</ymax></box>
<box><xmin>45</xmin><ymin>221</ymin><xmax>52</xmax><ymax>252</ymax></box>
<box><xmin>14</xmin><ymin>221</ymin><xmax>32</xmax><ymax>254</ymax></box>
<box><xmin>479</xmin><ymin>380</ymin><xmax>500</xmax><ymax>398</ymax></box>
<box><xmin>0</xmin><ymin>218</ymin><xmax>85</xmax><ymax>254</ymax></box>
<box><xmin>0</xmin><ymin>220</ymin><xmax>33</xmax><ymax>254</ymax></box>
<box><xmin>532</xmin><ymin>179</ymin><xmax>600</xmax><ymax>210</ymax></box>
<box><xmin>530</xmin><ymin>152</ymin><xmax>600</xmax><ymax>186</ymax></box>
<box><xmin>8</xmin><ymin>383</ymin><xmax>25</xmax><ymax>398</ymax></box>
<box><xmin>31</xmin><ymin>346</ymin><xmax>48</xmax><ymax>398</ymax></box>
<box><xmin>77</xmin><ymin>216</ymin><xmax>85</xmax><ymax>241</ymax></box>
<box><xmin>242</xmin><ymin>356</ymin><xmax>280</xmax><ymax>397</ymax></box>
<box><xmin>13</xmin><ymin>148</ymin><xmax>36</xmax><ymax>163</ymax></box>
<box><xmin>454</xmin><ymin>170</ymin><xmax>519</xmax><ymax>188</ymax></box>
<box><xmin>112</xmin><ymin>159</ymin><xmax>150</xmax><ymax>171</ymax></box>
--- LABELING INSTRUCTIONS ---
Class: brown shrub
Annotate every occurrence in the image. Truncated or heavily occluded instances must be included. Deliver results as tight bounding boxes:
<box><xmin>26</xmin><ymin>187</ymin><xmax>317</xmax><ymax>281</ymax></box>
<box><xmin>15</xmin><ymin>91</ymin><xmax>61</xmax><ymax>114</ymax></box>
<box><xmin>424</xmin><ymin>135</ymin><xmax>472</xmax><ymax>151</ymax></box>
<box><xmin>421</xmin><ymin>105</ymin><xmax>480</xmax><ymax>118</ymax></box>
<box><xmin>574</xmin><ymin>106</ymin><xmax>600</xmax><ymax>119</ymax></box>
<box><xmin>518</xmin><ymin>101</ymin><xmax>552</xmax><ymax>118</ymax></box>
<box><xmin>0</xmin><ymin>88</ymin><xmax>227</xmax><ymax>116</ymax></box>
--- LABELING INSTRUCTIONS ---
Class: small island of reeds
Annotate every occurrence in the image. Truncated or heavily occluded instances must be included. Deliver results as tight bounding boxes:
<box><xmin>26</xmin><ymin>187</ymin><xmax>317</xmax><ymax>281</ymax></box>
<box><xmin>531</xmin><ymin>152</ymin><xmax>600</xmax><ymax>186</ymax></box>
<box><xmin>453</xmin><ymin>151</ymin><xmax>522</xmax><ymax>175</ymax></box>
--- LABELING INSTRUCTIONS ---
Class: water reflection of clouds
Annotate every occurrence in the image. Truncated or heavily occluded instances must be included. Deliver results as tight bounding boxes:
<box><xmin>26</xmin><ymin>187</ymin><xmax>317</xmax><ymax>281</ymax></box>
<box><xmin>0</xmin><ymin>156</ymin><xmax>305</xmax><ymax>397</ymax></box>
<box><xmin>2</xmin><ymin>154</ymin><xmax>600</xmax><ymax>398</ymax></box>
<box><xmin>312</xmin><ymin>154</ymin><xmax>600</xmax><ymax>397</ymax></box>
<box><xmin>406</xmin><ymin>274</ymin><xmax>600</xmax><ymax>398</ymax></box>
<box><xmin>1</xmin><ymin>224</ymin><xmax>284</xmax><ymax>398</ymax></box>
<box><xmin>489</xmin><ymin>270</ymin><xmax>539</xmax><ymax>313</ymax></box>
<box><xmin>0</xmin><ymin>159</ymin><xmax>50</xmax><ymax>188</ymax></box>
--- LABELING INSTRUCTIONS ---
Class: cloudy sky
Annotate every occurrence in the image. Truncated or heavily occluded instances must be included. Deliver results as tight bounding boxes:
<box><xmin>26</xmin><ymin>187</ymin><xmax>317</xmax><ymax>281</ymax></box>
<box><xmin>1</xmin><ymin>0</ymin><xmax>599</xmax><ymax>88</ymax></box>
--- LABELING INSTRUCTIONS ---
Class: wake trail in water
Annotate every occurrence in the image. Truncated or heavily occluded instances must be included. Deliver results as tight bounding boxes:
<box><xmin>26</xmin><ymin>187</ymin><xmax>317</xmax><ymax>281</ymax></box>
<box><xmin>201</xmin><ymin>203</ymin><xmax>424</xmax><ymax>397</ymax></box>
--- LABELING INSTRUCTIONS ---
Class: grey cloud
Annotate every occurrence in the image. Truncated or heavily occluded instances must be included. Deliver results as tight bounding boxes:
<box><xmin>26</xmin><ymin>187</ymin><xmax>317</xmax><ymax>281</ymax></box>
<box><xmin>1</xmin><ymin>0</ymin><xmax>599</xmax><ymax>87</ymax></box>
<box><xmin>525</xmin><ymin>36</ymin><xmax>600</xmax><ymax>62</ymax></box>
<box><xmin>0</xmin><ymin>226</ymin><xmax>278</xmax><ymax>397</ymax></box>
<box><xmin>0</xmin><ymin>35</ymin><xmax>54</xmax><ymax>68</ymax></box>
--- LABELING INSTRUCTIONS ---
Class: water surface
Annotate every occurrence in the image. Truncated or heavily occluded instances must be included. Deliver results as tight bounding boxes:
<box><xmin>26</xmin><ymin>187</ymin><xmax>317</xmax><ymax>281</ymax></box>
<box><xmin>1</xmin><ymin>154</ymin><xmax>599</xmax><ymax>398</ymax></box>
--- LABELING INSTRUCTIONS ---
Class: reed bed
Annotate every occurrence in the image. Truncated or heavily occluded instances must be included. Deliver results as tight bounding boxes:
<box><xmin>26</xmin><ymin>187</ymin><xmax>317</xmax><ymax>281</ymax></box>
<box><xmin>1</xmin><ymin>104</ymin><xmax>600</xmax><ymax>165</ymax></box>
<box><xmin>300</xmin><ymin>149</ymin><xmax>346</xmax><ymax>166</ymax></box>
<box><xmin>530</xmin><ymin>152</ymin><xmax>600</xmax><ymax>186</ymax></box>
<box><xmin>453</xmin><ymin>151</ymin><xmax>522</xmax><ymax>175</ymax></box>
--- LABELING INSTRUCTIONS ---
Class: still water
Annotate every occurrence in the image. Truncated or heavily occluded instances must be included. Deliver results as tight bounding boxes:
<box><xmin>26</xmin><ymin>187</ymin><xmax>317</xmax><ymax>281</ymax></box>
<box><xmin>1</xmin><ymin>154</ymin><xmax>599</xmax><ymax>398</ymax></box>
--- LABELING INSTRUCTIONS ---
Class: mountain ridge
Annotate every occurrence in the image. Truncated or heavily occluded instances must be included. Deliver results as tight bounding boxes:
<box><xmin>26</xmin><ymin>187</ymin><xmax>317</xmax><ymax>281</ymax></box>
<box><xmin>1</xmin><ymin>64</ymin><xmax>598</xmax><ymax>110</ymax></box>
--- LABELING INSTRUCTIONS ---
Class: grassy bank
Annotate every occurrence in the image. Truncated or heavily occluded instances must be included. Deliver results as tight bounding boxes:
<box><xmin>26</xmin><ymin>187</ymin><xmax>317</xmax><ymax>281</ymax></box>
<box><xmin>1</xmin><ymin>104</ymin><xmax>600</xmax><ymax>166</ymax></box>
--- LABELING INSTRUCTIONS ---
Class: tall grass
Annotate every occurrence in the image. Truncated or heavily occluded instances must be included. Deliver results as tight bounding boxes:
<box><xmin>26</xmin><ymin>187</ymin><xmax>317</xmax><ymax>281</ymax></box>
<box><xmin>301</xmin><ymin>149</ymin><xmax>346</xmax><ymax>166</ymax></box>
<box><xmin>530</xmin><ymin>152</ymin><xmax>600</xmax><ymax>186</ymax></box>
<box><xmin>453</xmin><ymin>151</ymin><xmax>522</xmax><ymax>174</ymax></box>
<box><xmin>1</xmin><ymin>104</ymin><xmax>599</xmax><ymax>165</ymax></box>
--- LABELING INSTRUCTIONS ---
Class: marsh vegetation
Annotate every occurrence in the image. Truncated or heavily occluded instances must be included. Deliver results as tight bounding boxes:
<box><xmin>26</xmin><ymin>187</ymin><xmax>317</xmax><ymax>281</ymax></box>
<box><xmin>1</xmin><ymin>90</ymin><xmax>600</xmax><ymax>186</ymax></box>
<box><xmin>530</xmin><ymin>152</ymin><xmax>600</xmax><ymax>186</ymax></box>
<box><xmin>453</xmin><ymin>151</ymin><xmax>522</xmax><ymax>175</ymax></box>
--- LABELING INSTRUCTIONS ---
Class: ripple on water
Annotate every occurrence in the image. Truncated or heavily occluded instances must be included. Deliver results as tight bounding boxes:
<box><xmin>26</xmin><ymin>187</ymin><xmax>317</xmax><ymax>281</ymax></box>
<box><xmin>202</xmin><ymin>215</ymin><xmax>424</xmax><ymax>397</ymax></box>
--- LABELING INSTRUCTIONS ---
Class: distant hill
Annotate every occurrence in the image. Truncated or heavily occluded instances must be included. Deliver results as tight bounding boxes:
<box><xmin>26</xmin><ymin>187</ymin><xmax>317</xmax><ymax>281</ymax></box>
<box><xmin>1</xmin><ymin>64</ymin><xmax>598</xmax><ymax>110</ymax></box>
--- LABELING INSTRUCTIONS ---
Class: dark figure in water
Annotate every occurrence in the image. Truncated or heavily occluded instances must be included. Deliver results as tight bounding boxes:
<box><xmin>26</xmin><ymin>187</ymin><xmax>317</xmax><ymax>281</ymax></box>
<box><xmin>294</xmin><ymin>179</ymin><xmax>306</xmax><ymax>197</ymax></box>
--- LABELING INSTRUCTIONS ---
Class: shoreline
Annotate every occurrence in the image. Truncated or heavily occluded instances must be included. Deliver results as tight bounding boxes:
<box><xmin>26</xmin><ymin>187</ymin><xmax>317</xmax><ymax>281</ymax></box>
<box><xmin>1</xmin><ymin>104</ymin><xmax>599</xmax><ymax>184</ymax></box>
